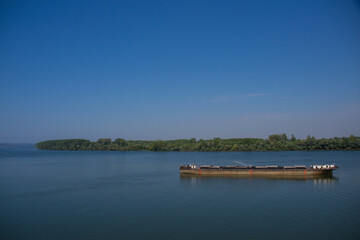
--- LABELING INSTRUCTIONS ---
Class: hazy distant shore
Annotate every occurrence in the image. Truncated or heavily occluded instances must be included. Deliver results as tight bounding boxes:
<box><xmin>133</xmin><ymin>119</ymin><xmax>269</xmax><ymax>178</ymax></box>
<box><xmin>36</xmin><ymin>134</ymin><xmax>360</xmax><ymax>152</ymax></box>
<box><xmin>0</xmin><ymin>143</ymin><xmax>35</xmax><ymax>149</ymax></box>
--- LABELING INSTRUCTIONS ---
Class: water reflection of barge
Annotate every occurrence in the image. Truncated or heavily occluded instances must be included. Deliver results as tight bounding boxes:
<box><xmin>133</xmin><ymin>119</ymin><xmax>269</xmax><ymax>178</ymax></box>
<box><xmin>180</xmin><ymin>174</ymin><xmax>338</xmax><ymax>183</ymax></box>
<box><xmin>180</xmin><ymin>164</ymin><xmax>338</xmax><ymax>176</ymax></box>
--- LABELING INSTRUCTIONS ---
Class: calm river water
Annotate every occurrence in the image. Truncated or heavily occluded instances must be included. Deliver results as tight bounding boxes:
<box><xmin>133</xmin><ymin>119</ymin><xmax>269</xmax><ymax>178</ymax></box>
<box><xmin>0</xmin><ymin>148</ymin><xmax>359</xmax><ymax>240</ymax></box>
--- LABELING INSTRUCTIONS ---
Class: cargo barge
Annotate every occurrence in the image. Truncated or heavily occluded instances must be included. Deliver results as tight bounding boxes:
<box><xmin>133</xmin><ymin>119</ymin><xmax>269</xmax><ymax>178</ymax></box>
<box><xmin>180</xmin><ymin>164</ymin><xmax>338</xmax><ymax>176</ymax></box>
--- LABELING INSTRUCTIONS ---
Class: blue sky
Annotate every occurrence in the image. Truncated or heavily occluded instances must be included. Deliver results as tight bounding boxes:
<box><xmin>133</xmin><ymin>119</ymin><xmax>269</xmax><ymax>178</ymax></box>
<box><xmin>1</xmin><ymin>0</ymin><xmax>359</xmax><ymax>143</ymax></box>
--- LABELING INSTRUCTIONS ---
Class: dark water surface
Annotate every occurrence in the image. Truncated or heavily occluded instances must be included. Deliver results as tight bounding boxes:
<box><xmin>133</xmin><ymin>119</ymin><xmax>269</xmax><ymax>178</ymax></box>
<box><xmin>1</xmin><ymin>149</ymin><xmax>359</xmax><ymax>240</ymax></box>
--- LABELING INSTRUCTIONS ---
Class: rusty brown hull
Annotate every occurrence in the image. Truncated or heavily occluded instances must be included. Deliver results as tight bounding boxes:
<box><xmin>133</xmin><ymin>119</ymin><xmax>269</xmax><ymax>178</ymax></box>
<box><xmin>180</xmin><ymin>168</ymin><xmax>334</xmax><ymax>176</ymax></box>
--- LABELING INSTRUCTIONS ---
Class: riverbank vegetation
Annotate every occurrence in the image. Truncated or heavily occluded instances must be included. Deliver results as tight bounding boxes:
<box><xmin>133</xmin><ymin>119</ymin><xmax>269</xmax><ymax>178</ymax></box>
<box><xmin>36</xmin><ymin>134</ymin><xmax>360</xmax><ymax>151</ymax></box>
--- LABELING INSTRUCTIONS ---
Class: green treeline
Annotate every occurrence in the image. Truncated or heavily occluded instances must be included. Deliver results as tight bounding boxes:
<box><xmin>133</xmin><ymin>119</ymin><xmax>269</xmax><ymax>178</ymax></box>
<box><xmin>36</xmin><ymin>134</ymin><xmax>360</xmax><ymax>151</ymax></box>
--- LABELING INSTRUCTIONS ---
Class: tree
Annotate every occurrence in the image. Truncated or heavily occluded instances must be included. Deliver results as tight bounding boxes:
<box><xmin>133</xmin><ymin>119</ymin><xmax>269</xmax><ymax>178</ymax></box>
<box><xmin>97</xmin><ymin>138</ymin><xmax>111</xmax><ymax>145</ymax></box>
<box><xmin>268</xmin><ymin>134</ymin><xmax>288</xmax><ymax>142</ymax></box>
<box><xmin>231</xmin><ymin>144</ymin><xmax>239</xmax><ymax>151</ymax></box>
<box><xmin>290</xmin><ymin>134</ymin><xmax>296</xmax><ymax>141</ymax></box>
<box><xmin>150</xmin><ymin>140</ymin><xmax>166</xmax><ymax>151</ymax></box>
<box><xmin>114</xmin><ymin>138</ymin><xmax>126</xmax><ymax>146</ymax></box>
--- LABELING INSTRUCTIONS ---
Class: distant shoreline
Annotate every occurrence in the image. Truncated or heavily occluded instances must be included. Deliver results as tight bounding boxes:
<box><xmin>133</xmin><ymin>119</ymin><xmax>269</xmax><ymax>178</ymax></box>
<box><xmin>0</xmin><ymin>143</ymin><xmax>35</xmax><ymax>149</ymax></box>
<box><xmin>36</xmin><ymin>134</ymin><xmax>360</xmax><ymax>152</ymax></box>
